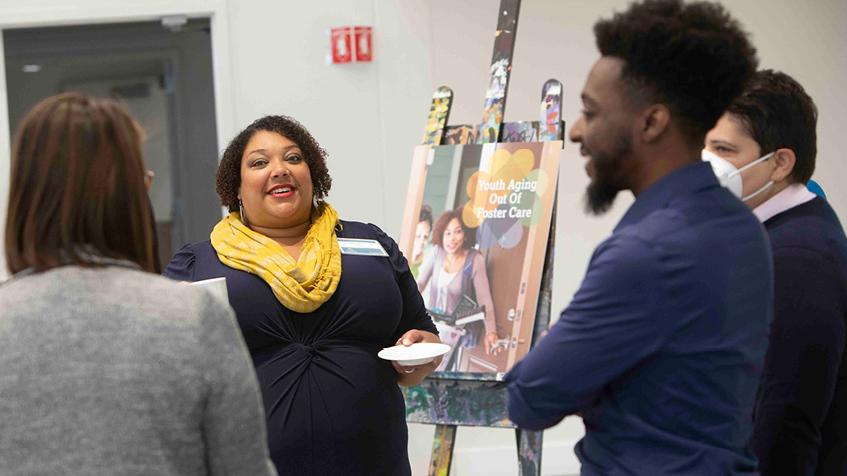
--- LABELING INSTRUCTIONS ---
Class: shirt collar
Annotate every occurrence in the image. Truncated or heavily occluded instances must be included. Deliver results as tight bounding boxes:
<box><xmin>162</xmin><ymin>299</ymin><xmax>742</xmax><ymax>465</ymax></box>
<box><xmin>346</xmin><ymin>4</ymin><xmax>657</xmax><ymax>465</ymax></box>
<box><xmin>615</xmin><ymin>161</ymin><xmax>718</xmax><ymax>232</ymax></box>
<box><xmin>753</xmin><ymin>183</ymin><xmax>816</xmax><ymax>223</ymax></box>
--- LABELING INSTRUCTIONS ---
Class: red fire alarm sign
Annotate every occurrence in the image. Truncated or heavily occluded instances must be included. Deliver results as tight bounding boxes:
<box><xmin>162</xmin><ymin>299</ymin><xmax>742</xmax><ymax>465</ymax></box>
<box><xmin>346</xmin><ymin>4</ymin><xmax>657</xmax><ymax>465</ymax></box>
<box><xmin>354</xmin><ymin>26</ymin><xmax>373</xmax><ymax>62</ymax></box>
<box><xmin>330</xmin><ymin>27</ymin><xmax>352</xmax><ymax>64</ymax></box>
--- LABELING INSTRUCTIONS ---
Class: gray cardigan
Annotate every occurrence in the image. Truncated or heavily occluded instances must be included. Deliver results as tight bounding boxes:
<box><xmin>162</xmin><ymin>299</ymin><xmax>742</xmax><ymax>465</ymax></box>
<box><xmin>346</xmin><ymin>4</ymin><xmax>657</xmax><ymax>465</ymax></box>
<box><xmin>0</xmin><ymin>264</ymin><xmax>276</xmax><ymax>476</ymax></box>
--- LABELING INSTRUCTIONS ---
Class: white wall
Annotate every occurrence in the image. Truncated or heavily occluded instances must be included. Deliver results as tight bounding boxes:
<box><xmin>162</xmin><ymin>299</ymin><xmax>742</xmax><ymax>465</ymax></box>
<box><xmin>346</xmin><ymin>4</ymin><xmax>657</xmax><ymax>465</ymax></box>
<box><xmin>227</xmin><ymin>1</ymin><xmax>382</xmax><ymax>223</ymax></box>
<box><xmin>1</xmin><ymin>0</ymin><xmax>845</xmax><ymax>474</ymax></box>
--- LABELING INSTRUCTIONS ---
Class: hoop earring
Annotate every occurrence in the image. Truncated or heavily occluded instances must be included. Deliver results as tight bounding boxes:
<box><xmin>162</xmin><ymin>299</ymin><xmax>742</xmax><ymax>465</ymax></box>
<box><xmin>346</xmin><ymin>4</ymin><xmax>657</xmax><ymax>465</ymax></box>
<box><xmin>238</xmin><ymin>199</ymin><xmax>249</xmax><ymax>226</ymax></box>
<box><xmin>309</xmin><ymin>197</ymin><xmax>320</xmax><ymax>224</ymax></box>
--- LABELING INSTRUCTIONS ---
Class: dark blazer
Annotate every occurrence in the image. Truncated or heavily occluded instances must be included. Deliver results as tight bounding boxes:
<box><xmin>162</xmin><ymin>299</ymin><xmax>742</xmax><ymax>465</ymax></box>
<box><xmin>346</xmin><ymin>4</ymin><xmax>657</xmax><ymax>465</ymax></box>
<box><xmin>752</xmin><ymin>197</ymin><xmax>847</xmax><ymax>476</ymax></box>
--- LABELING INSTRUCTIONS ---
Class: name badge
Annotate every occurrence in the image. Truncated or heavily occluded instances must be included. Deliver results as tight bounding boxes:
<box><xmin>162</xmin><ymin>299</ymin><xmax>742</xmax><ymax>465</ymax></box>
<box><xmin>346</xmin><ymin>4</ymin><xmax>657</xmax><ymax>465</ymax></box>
<box><xmin>337</xmin><ymin>238</ymin><xmax>389</xmax><ymax>257</ymax></box>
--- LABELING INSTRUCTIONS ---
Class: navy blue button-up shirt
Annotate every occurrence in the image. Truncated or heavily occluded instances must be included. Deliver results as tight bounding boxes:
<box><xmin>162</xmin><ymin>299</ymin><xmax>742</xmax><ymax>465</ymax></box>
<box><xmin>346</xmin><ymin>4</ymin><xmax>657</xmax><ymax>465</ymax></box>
<box><xmin>506</xmin><ymin>162</ymin><xmax>773</xmax><ymax>475</ymax></box>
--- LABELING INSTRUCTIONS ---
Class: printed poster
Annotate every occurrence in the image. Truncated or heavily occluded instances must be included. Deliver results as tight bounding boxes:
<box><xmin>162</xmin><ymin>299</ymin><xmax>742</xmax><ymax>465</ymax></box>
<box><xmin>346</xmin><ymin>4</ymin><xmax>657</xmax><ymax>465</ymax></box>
<box><xmin>399</xmin><ymin>141</ymin><xmax>561</xmax><ymax>374</ymax></box>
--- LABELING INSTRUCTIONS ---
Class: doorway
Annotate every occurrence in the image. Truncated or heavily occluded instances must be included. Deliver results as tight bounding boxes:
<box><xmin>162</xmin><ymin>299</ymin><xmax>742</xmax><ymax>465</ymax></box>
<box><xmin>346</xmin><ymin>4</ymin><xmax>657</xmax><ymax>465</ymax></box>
<box><xmin>4</xmin><ymin>18</ymin><xmax>221</xmax><ymax>267</ymax></box>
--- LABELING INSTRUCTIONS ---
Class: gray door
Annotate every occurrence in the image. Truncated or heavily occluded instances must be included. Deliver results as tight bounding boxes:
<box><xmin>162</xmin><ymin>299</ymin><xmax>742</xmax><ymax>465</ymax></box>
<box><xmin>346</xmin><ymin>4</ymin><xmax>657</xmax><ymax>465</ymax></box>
<box><xmin>4</xmin><ymin>19</ymin><xmax>220</xmax><ymax>268</ymax></box>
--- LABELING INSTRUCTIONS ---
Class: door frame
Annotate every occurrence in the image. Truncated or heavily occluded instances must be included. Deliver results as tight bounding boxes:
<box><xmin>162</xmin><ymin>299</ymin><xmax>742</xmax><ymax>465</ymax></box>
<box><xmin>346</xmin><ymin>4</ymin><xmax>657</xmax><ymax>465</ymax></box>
<box><xmin>0</xmin><ymin>0</ymin><xmax>234</xmax><ymax>276</ymax></box>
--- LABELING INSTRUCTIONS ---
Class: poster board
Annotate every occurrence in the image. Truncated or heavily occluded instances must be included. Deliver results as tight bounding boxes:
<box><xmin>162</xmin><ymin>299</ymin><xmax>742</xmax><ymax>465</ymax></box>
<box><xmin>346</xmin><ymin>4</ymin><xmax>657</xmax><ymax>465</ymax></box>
<box><xmin>399</xmin><ymin>141</ymin><xmax>561</xmax><ymax>374</ymax></box>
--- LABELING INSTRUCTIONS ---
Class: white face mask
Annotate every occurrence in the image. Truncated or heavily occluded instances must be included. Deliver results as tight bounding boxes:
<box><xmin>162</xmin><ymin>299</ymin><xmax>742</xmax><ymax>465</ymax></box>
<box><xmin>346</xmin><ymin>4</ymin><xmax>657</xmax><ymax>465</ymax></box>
<box><xmin>702</xmin><ymin>149</ymin><xmax>775</xmax><ymax>201</ymax></box>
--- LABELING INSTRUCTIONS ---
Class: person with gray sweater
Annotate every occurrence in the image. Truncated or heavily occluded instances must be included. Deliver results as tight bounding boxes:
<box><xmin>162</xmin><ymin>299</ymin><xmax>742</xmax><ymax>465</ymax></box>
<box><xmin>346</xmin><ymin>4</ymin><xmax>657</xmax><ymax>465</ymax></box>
<box><xmin>0</xmin><ymin>92</ymin><xmax>276</xmax><ymax>476</ymax></box>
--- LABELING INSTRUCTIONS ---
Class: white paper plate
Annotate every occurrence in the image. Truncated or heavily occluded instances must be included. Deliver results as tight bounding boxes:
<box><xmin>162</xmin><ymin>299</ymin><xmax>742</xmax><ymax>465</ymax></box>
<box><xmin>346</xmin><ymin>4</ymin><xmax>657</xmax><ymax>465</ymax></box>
<box><xmin>378</xmin><ymin>342</ymin><xmax>451</xmax><ymax>366</ymax></box>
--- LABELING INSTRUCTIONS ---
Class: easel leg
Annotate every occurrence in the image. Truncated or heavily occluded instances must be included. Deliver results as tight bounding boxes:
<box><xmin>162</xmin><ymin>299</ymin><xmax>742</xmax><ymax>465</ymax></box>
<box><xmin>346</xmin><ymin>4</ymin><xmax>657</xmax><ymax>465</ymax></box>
<box><xmin>429</xmin><ymin>424</ymin><xmax>458</xmax><ymax>476</ymax></box>
<box><xmin>515</xmin><ymin>428</ymin><xmax>543</xmax><ymax>475</ymax></box>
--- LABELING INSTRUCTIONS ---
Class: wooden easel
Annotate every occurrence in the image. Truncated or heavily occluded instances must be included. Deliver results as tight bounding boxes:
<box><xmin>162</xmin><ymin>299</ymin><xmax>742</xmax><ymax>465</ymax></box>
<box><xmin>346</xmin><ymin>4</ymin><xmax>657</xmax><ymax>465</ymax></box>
<box><xmin>403</xmin><ymin>1</ymin><xmax>565</xmax><ymax>473</ymax></box>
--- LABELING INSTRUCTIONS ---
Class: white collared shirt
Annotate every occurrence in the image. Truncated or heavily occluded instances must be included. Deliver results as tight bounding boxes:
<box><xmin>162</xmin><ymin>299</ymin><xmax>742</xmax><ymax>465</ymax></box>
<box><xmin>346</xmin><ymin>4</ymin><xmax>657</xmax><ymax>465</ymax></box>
<box><xmin>753</xmin><ymin>183</ymin><xmax>817</xmax><ymax>223</ymax></box>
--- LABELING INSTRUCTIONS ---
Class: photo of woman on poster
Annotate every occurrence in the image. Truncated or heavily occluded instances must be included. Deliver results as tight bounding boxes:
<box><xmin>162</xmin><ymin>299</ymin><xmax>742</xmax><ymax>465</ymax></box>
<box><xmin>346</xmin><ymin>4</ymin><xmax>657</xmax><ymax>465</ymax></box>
<box><xmin>409</xmin><ymin>205</ymin><xmax>433</xmax><ymax>278</ymax></box>
<box><xmin>417</xmin><ymin>208</ymin><xmax>501</xmax><ymax>371</ymax></box>
<box><xmin>400</xmin><ymin>141</ymin><xmax>561</xmax><ymax>374</ymax></box>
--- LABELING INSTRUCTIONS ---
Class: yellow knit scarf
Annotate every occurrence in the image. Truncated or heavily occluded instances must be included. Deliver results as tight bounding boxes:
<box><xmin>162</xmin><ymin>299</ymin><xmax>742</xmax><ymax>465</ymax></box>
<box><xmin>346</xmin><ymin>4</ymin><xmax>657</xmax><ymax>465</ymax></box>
<box><xmin>210</xmin><ymin>203</ymin><xmax>342</xmax><ymax>313</ymax></box>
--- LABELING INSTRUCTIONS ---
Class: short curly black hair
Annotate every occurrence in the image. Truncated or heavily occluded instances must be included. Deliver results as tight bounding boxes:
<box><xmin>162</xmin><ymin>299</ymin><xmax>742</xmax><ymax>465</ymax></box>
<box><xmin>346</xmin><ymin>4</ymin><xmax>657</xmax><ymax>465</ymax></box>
<box><xmin>216</xmin><ymin>115</ymin><xmax>332</xmax><ymax>213</ymax></box>
<box><xmin>727</xmin><ymin>70</ymin><xmax>817</xmax><ymax>184</ymax></box>
<box><xmin>595</xmin><ymin>0</ymin><xmax>758</xmax><ymax>146</ymax></box>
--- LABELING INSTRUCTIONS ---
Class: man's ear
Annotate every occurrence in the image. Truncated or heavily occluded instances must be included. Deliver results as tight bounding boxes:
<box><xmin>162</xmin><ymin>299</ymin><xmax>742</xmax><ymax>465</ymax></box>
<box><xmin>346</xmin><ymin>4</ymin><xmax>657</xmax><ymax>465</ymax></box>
<box><xmin>771</xmin><ymin>148</ymin><xmax>797</xmax><ymax>182</ymax></box>
<box><xmin>640</xmin><ymin>104</ymin><xmax>670</xmax><ymax>143</ymax></box>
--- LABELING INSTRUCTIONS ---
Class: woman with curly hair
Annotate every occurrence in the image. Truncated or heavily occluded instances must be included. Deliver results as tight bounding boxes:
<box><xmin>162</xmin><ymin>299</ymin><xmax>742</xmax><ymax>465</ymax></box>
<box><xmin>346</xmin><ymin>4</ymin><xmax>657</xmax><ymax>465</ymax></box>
<box><xmin>164</xmin><ymin>115</ymin><xmax>439</xmax><ymax>475</ymax></box>
<box><xmin>416</xmin><ymin>208</ymin><xmax>499</xmax><ymax>370</ymax></box>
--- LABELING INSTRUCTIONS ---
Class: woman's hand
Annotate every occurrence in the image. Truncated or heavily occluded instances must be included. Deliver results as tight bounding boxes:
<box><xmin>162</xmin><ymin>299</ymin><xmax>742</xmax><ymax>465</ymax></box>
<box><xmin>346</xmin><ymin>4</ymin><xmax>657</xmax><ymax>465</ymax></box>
<box><xmin>392</xmin><ymin>329</ymin><xmax>441</xmax><ymax>386</ymax></box>
<box><xmin>484</xmin><ymin>331</ymin><xmax>500</xmax><ymax>355</ymax></box>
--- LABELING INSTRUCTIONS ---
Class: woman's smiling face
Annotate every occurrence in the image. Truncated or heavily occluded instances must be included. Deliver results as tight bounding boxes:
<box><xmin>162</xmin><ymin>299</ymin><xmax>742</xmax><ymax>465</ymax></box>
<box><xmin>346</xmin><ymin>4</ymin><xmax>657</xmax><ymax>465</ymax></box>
<box><xmin>442</xmin><ymin>218</ymin><xmax>465</xmax><ymax>255</ymax></box>
<box><xmin>239</xmin><ymin>130</ymin><xmax>313</xmax><ymax>228</ymax></box>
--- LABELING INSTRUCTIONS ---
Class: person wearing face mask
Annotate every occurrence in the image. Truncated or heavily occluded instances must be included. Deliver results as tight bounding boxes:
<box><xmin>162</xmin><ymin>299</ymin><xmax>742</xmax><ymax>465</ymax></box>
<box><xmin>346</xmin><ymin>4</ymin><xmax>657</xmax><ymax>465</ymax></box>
<box><xmin>704</xmin><ymin>70</ymin><xmax>847</xmax><ymax>476</ymax></box>
<box><xmin>504</xmin><ymin>1</ymin><xmax>771</xmax><ymax>474</ymax></box>
<box><xmin>163</xmin><ymin>115</ymin><xmax>440</xmax><ymax>475</ymax></box>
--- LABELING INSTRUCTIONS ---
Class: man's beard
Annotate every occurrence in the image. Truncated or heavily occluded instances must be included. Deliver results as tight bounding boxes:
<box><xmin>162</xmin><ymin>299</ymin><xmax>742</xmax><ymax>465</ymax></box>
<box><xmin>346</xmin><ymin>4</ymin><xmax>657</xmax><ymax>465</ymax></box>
<box><xmin>584</xmin><ymin>135</ymin><xmax>631</xmax><ymax>216</ymax></box>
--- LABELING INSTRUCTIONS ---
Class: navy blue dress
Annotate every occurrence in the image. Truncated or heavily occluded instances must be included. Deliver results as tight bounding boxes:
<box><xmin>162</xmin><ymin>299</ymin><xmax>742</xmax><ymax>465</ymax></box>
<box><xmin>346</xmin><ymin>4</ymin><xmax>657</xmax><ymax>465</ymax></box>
<box><xmin>164</xmin><ymin>221</ymin><xmax>437</xmax><ymax>475</ymax></box>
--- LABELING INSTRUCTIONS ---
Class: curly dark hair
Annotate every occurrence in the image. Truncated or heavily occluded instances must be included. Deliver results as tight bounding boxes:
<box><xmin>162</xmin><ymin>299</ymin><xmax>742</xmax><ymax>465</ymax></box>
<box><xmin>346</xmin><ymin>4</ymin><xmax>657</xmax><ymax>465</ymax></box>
<box><xmin>594</xmin><ymin>0</ymin><xmax>758</xmax><ymax>146</ymax></box>
<box><xmin>727</xmin><ymin>69</ymin><xmax>817</xmax><ymax>184</ymax></box>
<box><xmin>216</xmin><ymin>115</ymin><xmax>332</xmax><ymax>212</ymax></box>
